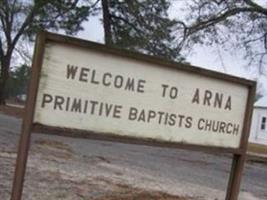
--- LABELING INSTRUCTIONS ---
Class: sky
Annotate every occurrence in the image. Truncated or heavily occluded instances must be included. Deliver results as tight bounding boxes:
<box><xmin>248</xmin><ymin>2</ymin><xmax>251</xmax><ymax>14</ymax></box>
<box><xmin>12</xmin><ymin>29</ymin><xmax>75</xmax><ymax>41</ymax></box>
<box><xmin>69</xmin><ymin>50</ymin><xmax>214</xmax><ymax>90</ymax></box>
<box><xmin>78</xmin><ymin>14</ymin><xmax>249</xmax><ymax>76</ymax></box>
<box><xmin>76</xmin><ymin>3</ymin><xmax>267</xmax><ymax>97</ymax></box>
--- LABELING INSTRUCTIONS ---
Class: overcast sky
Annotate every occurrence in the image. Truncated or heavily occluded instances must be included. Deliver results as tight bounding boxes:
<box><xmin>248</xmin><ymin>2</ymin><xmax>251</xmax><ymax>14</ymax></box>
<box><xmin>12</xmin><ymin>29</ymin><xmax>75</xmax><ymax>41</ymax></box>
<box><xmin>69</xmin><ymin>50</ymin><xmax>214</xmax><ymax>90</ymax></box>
<box><xmin>77</xmin><ymin>1</ymin><xmax>267</xmax><ymax>96</ymax></box>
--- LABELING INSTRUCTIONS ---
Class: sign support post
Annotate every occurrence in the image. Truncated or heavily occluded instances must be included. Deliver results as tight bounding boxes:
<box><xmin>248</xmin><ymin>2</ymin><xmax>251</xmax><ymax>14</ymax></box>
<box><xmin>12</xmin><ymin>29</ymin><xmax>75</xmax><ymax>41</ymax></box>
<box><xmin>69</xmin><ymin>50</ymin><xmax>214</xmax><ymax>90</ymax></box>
<box><xmin>226</xmin><ymin>154</ymin><xmax>246</xmax><ymax>200</ymax></box>
<box><xmin>226</xmin><ymin>83</ymin><xmax>255</xmax><ymax>200</ymax></box>
<box><xmin>10</xmin><ymin>31</ymin><xmax>256</xmax><ymax>200</ymax></box>
<box><xmin>11</xmin><ymin>33</ymin><xmax>46</xmax><ymax>200</ymax></box>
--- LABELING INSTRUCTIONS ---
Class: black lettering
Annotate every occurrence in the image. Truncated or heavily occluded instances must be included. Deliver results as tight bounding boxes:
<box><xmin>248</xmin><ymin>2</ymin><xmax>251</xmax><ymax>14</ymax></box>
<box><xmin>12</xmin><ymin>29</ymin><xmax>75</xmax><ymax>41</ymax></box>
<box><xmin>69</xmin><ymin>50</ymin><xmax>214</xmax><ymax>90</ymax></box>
<box><xmin>205</xmin><ymin>119</ymin><xmax>212</xmax><ymax>131</ymax></box>
<box><xmin>158</xmin><ymin>111</ymin><xmax>165</xmax><ymax>124</ymax></box>
<box><xmin>114</xmin><ymin>75</ymin><xmax>124</xmax><ymax>88</ymax></box>
<box><xmin>185</xmin><ymin>117</ymin><xmax>193</xmax><ymax>128</ymax></box>
<box><xmin>233</xmin><ymin>124</ymin><xmax>239</xmax><ymax>135</ymax></box>
<box><xmin>54</xmin><ymin>95</ymin><xmax>64</xmax><ymax>110</ymax></box>
<box><xmin>125</xmin><ymin>78</ymin><xmax>135</xmax><ymax>91</ymax></box>
<box><xmin>79</xmin><ymin>67</ymin><xmax>89</xmax><ymax>82</ymax></box>
<box><xmin>99</xmin><ymin>102</ymin><xmax>103</xmax><ymax>115</ymax></box>
<box><xmin>137</xmin><ymin>79</ymin><xmax>146</xmax><ymax>93</ymax></box>
<box><xmin>138</xmin><ymin>109</ymin><xmax>146</xmax><ymax>122</ymax></box>
<box><xmin>83</xmin><ymin>100</ymin><xmax>88</xmax><ymax>113</ymax></box>
<box><xmin>128</xmin><ymin>107</ymin><xmax>138</xmax><ymax>120</ymax></box>
<box><xmin>66</xmin><ymin>64</ymin><xmax>78</xmax><ymax>79</ymax></box>
<box><xmin>113</xmin><ymin>105</ymin><xmax>122</xmax><ymax>118</ymax></box>
<box><xmin>226</xmin><ymin>123</ymin><xmax>232</xmax><ymax>134</ymax></box>
<box><xmin>203</xmin><ymin>90</ymin><xmax>212</xmax><ymax>106</ymax></box>
<box><xmin>71</xmin><ymin>98</ymin><xmax>82</xmax><ymax>113</ymax></box>
<box><xmin>161</xmin><ymin>84</ymin><xmax>169</xmax><ymax>97</ymax></box>
<box><xmin>214</xmin><ymin>93</ymin><xmax>223</xmax><ymax>108</ymax></box>
<box><xmin>212</xmin><ymin>121</ymin><xmax>219</xmax><ymax>132</ymax></box>
<box><xmin>147</xmin><ymin>110</ymin><xmax>156</xmax><ymax>122</ymax></box>
<box><xmin>91</xmin><ymin>70</ymin><xmax>99</xmax><ymax>84</ymax></box>
<box><xmin>168</xmin><ymin>114</ymin><xmax>176</xmax><ymax>126</ymax></box>
<box><xmin>164</xmin><ymin>113</ymin><xmax>169</xmax><ymax>125</ymax></box>
<box><xmin>192</xmin><ymin>88</ymin><xmax>200</xmax><ymax>104</ymax></box>
<box><xmin>219</xmin><ymin>122</ymin><xmax>226</xmax><ymax>133</ymax></box>
<box><xmin>225</xmin><ymin>96</ymin><xmax>232</xmax><ymax>110</ymax></box>
<box><xmin>105</xmin><ymin>103</ymin><xmax>113</xmax><ymax>117</ymax></box>
<box><xmin>89</xmin><ymin>100</ymin><xmax>98</xmax><ymax>115</ymax></box>
<box><xmin>177</xmin><ymin>115</ymin><xmax>185</xmax><ymax>127</ymax></box>
<box><xmin>198</xmin><ymin>118</ymin><xmax>205</xmax><ymax>130</ymax></box>
<box><xmin>103</xmin><ymin>73</ymin><xmax>112</xmax><ymax>86</ymax></box>
<box><xmin>41</xmin><ymin>93</ymin><xmax>53</xmax><ymax>108</ymax></box>
<box><xmin>42</xmin><ymin>94</ymin><xmax>53</xmax><ymax>108</ymax></box>
<box><xmin>170</xmin><ymin>87</ymin><xmax>178</xmax><ymax>99</ymax></box>
<box><xmin>66</xmin><ymin>97</ymin><xmax>70</xmax><ymax>111</ymax></box>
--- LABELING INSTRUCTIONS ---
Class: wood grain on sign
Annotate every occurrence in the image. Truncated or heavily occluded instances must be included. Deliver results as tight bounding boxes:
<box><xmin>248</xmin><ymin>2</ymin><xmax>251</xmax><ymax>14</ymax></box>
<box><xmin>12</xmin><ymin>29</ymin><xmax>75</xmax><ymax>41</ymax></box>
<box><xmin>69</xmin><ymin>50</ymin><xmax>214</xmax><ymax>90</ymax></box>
<box><xmin>33</xmin><ymin>41</ymin><xmax>249</xmax><ymax>149</ymax></box>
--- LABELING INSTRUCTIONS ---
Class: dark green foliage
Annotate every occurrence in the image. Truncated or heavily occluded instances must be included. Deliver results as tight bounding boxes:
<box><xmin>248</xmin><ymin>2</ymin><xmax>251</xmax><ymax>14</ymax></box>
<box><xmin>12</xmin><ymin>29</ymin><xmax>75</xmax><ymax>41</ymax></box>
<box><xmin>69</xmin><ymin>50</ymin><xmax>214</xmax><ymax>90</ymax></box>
<box><xmin>25</xmin><ymin>0</ymin><xmax>94</xmax><ymax>39</ymax></box>
<box><xmin>105</xmin><ymin>0</ymin><xmax>184</xmax><ymax>61</ymax></box>
<box><xmin>6</xmin><ymin>64</ymin><xmax>31</xmax><ymax>98</ymax></box>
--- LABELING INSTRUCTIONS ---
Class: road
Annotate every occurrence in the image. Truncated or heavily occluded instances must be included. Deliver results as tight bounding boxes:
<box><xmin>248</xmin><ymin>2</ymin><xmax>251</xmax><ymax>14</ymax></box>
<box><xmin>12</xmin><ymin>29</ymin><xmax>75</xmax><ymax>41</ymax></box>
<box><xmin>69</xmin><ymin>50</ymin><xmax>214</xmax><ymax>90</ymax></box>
<box><xmin>0</xmin><ymin>113</ymin><xmax>267</xmax><ymax>200</ymax></box>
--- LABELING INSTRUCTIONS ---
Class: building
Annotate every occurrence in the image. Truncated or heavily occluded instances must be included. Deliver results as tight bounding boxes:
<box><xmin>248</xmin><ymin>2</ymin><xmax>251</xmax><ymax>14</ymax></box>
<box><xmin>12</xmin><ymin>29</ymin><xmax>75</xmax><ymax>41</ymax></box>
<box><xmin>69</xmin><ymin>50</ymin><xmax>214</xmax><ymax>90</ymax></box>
<box><xmin>249</xmin><ymin>96</ymin><xmax>267</xmax><ymax>145</ymax></box>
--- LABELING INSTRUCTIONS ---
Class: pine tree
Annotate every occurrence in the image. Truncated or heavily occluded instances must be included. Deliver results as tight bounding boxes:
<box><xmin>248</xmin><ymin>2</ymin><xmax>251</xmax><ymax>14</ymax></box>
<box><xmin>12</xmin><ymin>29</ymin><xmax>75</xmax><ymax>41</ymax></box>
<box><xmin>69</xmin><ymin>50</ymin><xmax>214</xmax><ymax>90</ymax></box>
<box><xmin>101</xmin><ymin>0</ymin><xmax>184</xmax><ymax>61</ymax></box>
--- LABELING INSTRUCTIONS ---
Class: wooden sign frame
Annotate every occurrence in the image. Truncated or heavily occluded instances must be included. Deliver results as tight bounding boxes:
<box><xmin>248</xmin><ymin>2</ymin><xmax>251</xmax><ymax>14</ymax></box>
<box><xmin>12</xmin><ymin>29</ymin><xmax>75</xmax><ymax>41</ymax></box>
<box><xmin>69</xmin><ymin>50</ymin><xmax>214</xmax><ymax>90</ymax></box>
<box><xmin>11</xmin><ymin>31</ymin><xmax>256</xmax><ymax>200</ymax></box>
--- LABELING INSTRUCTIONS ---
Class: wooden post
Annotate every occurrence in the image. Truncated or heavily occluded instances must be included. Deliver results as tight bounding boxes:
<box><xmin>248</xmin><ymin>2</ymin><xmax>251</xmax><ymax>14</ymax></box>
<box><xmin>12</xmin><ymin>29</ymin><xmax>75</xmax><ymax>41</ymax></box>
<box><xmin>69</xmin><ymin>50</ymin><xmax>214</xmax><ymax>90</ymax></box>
<box><xmin>226</xmin><ymin>154</ymin><xmax>246</xmax><ymax>200</ymax></box>
<box><xmin>225</xmin><ymin>83</ymin><xmax>256</xmax><ymax>200</ymax></box>
<box><xmin>11</xmin><ymin>32</ymin><xmax>46</xmax><ymax>200</ymax></box>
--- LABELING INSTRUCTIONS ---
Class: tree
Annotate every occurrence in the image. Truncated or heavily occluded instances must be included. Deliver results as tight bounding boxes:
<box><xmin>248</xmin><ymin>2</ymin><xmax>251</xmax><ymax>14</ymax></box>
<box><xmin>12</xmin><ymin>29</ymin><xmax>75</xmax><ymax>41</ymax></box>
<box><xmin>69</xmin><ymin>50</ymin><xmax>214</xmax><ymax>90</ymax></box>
<box><xmin>175</xmin><ymin>0</ymin><xmax>267</xmax><ymax>75</ymax></box>
<box><xmin>6</xmin><ymin>64</ymin><xmax>31</xmax><ymax>98</ymax></box>
<box><xmin>101</xmin><ymin>0</ymin><xmax>185</xmax><ymax>61</ymax></box>
<box><xmin>0</xmin><ymin>0</ymin><xmax>98</xmax><ymax>105</ymax></box>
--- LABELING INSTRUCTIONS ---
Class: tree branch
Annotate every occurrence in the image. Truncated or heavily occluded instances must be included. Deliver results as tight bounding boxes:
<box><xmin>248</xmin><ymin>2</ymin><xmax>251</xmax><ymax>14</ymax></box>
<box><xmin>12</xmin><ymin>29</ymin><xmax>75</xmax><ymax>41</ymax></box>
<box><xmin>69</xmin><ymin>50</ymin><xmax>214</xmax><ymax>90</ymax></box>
<box><xmin>244</xmin><ymin>0</ymin><xmax>267</xmax><ymax>16</ymax></box>
<box><xmin>90</xmin><ymin>0</ymin><xmax>101</xmax><ymax>10</ymax></box>
<box><xmin>0</xmin><ymin>36</ymin><xmax>4</xmax><ymax>58</ymax></box>
<box><xmin>10</xmin><ymin>3</ymin><xmax>39</xmax><ymax>53</ymax></box>
<box><xmin>187</xmin><ymin>7</ymin><xmax>261</xmax><ymax>36</ymax></box>
<box><xmin>110</xmin><ymin>14</ymin><xmax>143</xmax><ymax>36</ymax></box>
<box><xmin>9</xmin><ymin>0</ymin><xmax>18</xmax><ymax>33</ymax></box>
<box><xmin>0</xmin><ymin>2</ymin><xmax>11</xmax><ymax>47</ymax></box>
<box><xmin>243</xmin><ymin>33</ymin><xmax>267</xmax><ymax>46</ymax></box>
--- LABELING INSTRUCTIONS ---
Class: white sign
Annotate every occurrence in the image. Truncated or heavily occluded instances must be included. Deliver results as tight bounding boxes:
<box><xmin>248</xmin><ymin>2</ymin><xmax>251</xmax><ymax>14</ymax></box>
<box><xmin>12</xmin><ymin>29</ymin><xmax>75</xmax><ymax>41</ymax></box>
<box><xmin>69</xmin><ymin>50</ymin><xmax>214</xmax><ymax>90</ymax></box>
<box><xmin>34</xmin><ymin>41</ymin><xmax>249</xmax><ymax>148</ymax></box>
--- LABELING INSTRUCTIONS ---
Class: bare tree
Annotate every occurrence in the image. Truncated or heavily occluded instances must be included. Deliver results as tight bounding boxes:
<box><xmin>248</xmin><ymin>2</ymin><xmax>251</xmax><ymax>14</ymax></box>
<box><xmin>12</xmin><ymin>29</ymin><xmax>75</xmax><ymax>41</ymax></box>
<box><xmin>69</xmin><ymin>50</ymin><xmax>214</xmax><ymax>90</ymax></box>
<box><xmin>0</xmin><ymin>0</ymin><xmax>98</xmax><ymax>105</ymax></box>
<box><xmin>175</xmin><ymin>0</ymin><xmax>267</xmax><ymax>75</ymax></box>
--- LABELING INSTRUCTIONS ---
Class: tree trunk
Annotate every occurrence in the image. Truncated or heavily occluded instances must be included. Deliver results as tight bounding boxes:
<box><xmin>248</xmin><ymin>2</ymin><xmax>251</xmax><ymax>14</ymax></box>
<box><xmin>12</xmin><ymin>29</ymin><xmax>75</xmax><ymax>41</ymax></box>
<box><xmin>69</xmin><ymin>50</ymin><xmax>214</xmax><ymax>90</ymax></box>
<box><xmin>0</xmin><ymin>55</ymin><xmax>11</xmax><ymax>105</ymax></box>
<box><xmin>102</xmin><ymin>0</ymin><xmax>113</xmax><ymax>45</ymax></box>
<box><xmin>0</xmin><ymin>77</ymin><xmax>7</xmax><ymax>105</ymax></box>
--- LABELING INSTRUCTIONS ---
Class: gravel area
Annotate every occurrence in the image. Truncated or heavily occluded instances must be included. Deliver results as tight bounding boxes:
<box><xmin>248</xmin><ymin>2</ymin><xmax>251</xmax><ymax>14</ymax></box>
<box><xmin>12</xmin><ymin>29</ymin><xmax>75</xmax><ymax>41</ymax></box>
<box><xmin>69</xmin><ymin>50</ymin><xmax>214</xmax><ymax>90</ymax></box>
<box><xmin>0</xmin><ymin>111</ymin><xmax>267</xmax><ymax>200</ymax></box>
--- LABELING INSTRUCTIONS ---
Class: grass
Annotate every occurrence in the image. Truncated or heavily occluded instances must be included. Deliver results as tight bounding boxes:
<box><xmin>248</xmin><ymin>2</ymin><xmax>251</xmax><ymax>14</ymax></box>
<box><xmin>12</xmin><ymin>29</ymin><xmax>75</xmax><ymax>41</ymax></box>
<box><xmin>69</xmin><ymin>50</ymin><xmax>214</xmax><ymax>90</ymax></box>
<box><xmin>248</xmin><ymin>143</ymin><xmax>267</xmax><ymax>155</ymax></box>
<box><xmin>92</xmin><ymin>183</ymin><xmax>195</xmax><ymax>200</ymax></box>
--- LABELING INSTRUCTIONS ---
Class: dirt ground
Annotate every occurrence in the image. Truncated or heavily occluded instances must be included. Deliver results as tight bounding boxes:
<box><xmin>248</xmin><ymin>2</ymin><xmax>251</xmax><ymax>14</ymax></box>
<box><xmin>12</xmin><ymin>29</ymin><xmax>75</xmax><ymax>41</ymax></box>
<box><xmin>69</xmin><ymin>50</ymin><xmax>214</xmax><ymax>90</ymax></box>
<box><xmin>0</xmin><ymin>105</ymin><xmax>194</xmax><ymax>200</ymax></box>
<box><xmin>1</xmin><ymin>137</ymin><xmax>194</xmax><ymax>200</ymax></box>
<box><xmin>92</xmin><ymin>186</ymin><xmax>192</xmax><ymax>200</ymax></box>
<box><xmin>1</xmin><ymin>105</ymin><xmax>266</xmax><ymax>200</ymax></box>
<box><xmin>32</xmin><ymin>139</ymin><xmax>194</xmax><ymax>200</ymax></box>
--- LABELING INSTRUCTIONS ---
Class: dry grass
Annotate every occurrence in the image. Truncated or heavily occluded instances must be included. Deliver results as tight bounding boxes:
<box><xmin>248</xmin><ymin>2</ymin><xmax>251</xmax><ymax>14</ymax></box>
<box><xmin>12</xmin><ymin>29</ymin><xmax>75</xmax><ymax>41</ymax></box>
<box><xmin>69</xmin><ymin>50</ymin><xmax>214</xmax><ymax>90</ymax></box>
<box><xmin>95</xmin><ymin>191</ymin><xmax>192</xmax><ymax>200</ymax></box>
<box><xmin>91</xmin><ymin>182</ymin><xmax>194</xmax><ymax>200</ymax></box>
<box><xmin>248</xmin><ymin>143</ymin><xmax>267</xmax><ymax>155</ymax></box>
<box><xmin>35</xmin><ymin>139</ymin><xmax>72</xmax><ymax>152</ymax></box>
<box><xmin>34</xmin><ymin>139</ymin><xmax>74</xmax><ymax>160</ymax></box>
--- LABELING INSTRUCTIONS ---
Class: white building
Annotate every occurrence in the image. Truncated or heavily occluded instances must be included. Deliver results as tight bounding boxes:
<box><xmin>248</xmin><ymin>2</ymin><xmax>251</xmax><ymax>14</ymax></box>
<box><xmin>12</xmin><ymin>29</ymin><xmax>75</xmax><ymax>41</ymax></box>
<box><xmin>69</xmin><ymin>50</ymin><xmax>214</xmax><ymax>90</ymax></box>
<box><xmin>249</xmin><ymin>96</ymin><xmax>267</xmax><ymax>145</ymax></box>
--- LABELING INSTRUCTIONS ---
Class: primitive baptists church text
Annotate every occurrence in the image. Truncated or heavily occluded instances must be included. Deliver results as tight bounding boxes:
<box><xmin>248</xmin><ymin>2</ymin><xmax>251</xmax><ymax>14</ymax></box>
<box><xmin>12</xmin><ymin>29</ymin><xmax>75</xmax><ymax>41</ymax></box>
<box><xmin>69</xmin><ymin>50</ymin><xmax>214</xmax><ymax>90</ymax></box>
<box><xmin>40</xmin><ymin>64</ymin><xmax>240</xmax><ymax>136</ymax></box>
